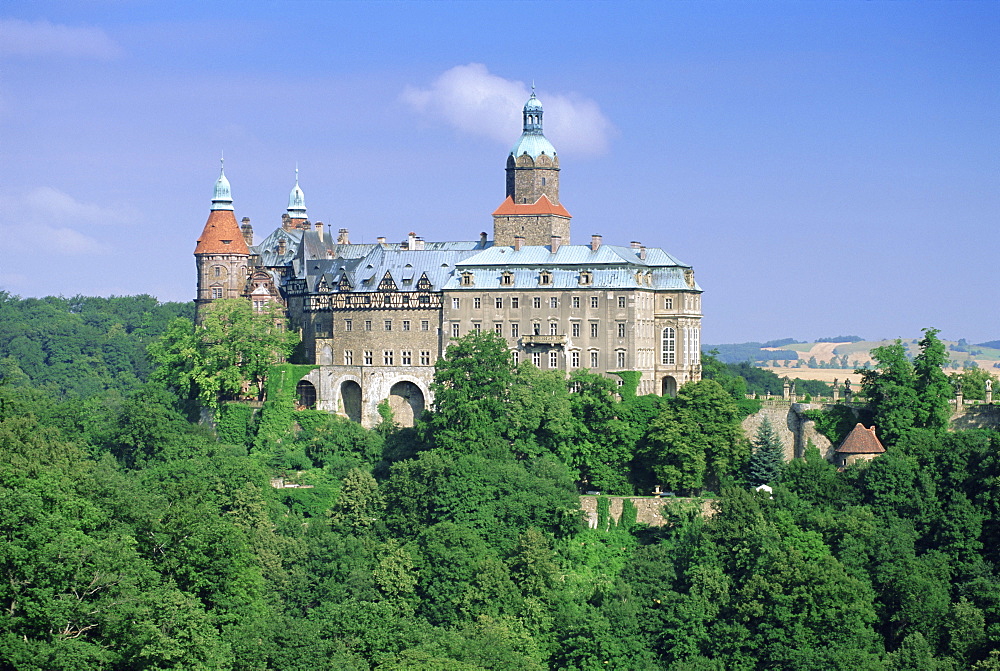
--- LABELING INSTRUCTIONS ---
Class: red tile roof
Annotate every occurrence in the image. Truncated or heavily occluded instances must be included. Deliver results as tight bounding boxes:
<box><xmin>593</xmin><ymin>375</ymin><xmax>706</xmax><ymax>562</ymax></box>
<box><xmin>195</xmin><ymin>210</ymin><xmax>251</xmax><ymax>255</ymax></box>
<box><xmin>836</xmin><ymin>423</ymin><xmax>886</xmax><ymax>454</ymax></box>
<box><xmin>492</xmin><ymin>194</ymin><xmax>572</xmax><ymax>218</ymax></box>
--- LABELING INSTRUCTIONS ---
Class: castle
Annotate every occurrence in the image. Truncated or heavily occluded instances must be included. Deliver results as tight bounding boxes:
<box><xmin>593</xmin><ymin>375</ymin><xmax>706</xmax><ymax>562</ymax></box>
<box><xmin>194</xmin><ymin>92</ymin><xmax>703</xmax><ymax>427</ymax></box>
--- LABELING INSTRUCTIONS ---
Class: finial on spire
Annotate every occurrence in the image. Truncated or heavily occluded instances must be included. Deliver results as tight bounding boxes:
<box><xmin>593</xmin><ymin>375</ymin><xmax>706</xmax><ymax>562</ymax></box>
<box><xmin>219</xmin><ymin>151</ymin><xmax>225</xmax><ymax>174</ymax></box>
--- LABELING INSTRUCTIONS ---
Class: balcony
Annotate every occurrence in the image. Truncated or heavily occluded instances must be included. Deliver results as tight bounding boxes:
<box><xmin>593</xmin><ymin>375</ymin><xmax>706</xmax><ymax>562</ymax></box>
<box><xmin>520</xmin><ymin>334</ymin><xmax>567</xmax><ymax>346</ymax></box>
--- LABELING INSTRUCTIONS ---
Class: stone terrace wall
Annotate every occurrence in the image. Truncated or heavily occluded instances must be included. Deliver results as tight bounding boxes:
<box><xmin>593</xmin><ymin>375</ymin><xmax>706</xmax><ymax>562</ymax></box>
<box><xmin>579</xmin><ymin>496</ymin><xmax>714</xmax><ymax>529</ymax></box>
<box><xmin>741</xmin><ymin>401</ymin><xmax>837</xmax><ymax>460</ymax></box>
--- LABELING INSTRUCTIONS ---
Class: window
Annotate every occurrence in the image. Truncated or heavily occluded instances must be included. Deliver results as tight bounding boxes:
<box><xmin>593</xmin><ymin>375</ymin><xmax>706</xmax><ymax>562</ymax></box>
<box><xmin>420</xmin><ymin>351</ymin><xmax>431</xmax><ymax>365</ymax></box>
<box><xmin>213</xmin><ymin>266</ymin><xmax>221</xmax><ymax>277</ymax></box>
<box><xmin>540</xmin><ymin>272</ymin><xmax>552</xmax><ymax>285</ymax></box>
<box><xmin>451</xmin><ymin>323</ymin><xmax>460</xmax><ymax>338</ymax></box>
<box><xmin>421</xmin><ymin>320</ymin><xmax>429</xmax><ymax>331</ymax></box>
<box><xmin>512</xmin><ymin>351</ymin><xmax>519</xmax><ymax>365</ymax></box>
<box><xmin>572</xmin><ymin>323</ymin><xmax>580</xmax><ymax>337</ymax></box>
<box><xmin>461</xmin><ymin>273</ymin><xmax>473</xmax><ymax>286</ymax></box>
<box><xmin>344</xmin><ymin>350</ymin><xmax>354</xmax><ymax>365</ymax></box>
<box><xmin>345</xmin><ymin>319</ymin><xmax>353</xmax><ymax>332</ymax></box>
<box><xmin>384</xmin><ymin>319</ymin><xmax>392</xmax><ymax>331</ymax></box>
<box><xmin>364</xmin><ymin>320</ymin><xmax>372</xmax><ymax>331</ymax></box>
<box><xmin>501</xmin><ymin>272</ymin><xmax>513</xmax><ymax>286</ymax></box>
<box><xmin>452</xmin><ymin>297</ymin><xmax>460</xmax><ymax>309</ymax></box>
<box><xmin>402</xmin><ymin>295</ymin><xmax>410</xmax><ymax>305</ymax></box>
<box><xmin>617</xmin><ymin>351</ymin><xmax>626</xmax><ymax>368</ymax></box>
<box><xmin>211</xmin><ymin>287</ymin><xmax>223</xmax><ymax>299</ymax></box>
<box><xmin>549</xmin><ymin>322</ymin><xmax>558</xmax><ymax>335</ymax></box>
<box><xmin>662</xmin><ymin>327</ymin><xmax>676</xmax><ymax>365</ymax></box>
<box><xmin>664</xmin><ymin>297</ymin><xmax>673</xmax><ymax>310</ymax></box>
<box><xmin>511</xmin><ymin>323</ymin><xmax>519</xmax><ymax>338</ymax></box>
<box><xmin>617</xmin><ymin>323</ymin><xmax>626</xmax><ymax>338</ymax></box>
<box><xmin>590</xmin><ymin>296</ymin><xmax>599</xmax><ymax>308</ymax></box>
<box><xmin>533</xmin><ymin>323</ymin><xmax>541</xmax><ymax>335</ymax></box>
<box><xmin>473</xmin><ymin>323</ymin><xmax>481</xmax><ymax>331</ymax></box>
<box><xmin>494</xmin><ymin>323</ymin><xmax>503</xmax><ymax>334</ymax></box>
<box><xmin>511</xmin><ymin>297</ymin><xmax>520</xmax><ymax>308</ymax></box>
<box><xmin>401</xmin><ymin>351</ymin><xmax>412</xmax><ymax>365</ymax></box>
<box><xmin>549</xmin><ymin>351</ymin><xmax>558</xmax><ymax>368</ymax></box>
<box><xmin>402</xmin><ymin>320</ymin><xmax>411</xmax><ymax>331</ymax></box>
<box><xmin>550</xmin><ymin>297</ymin><xmax>558</xmax><ymax>309</ymax></box>
<box><xmin>590</xmin><ymin>351</ymin><xmax>599</xmax><ymax>368</ymax></box>
<box><xmin>364</xmin><ymin>351</ymin><xmax>373</xmax><ymax>366</ymax></box>
<box><xmin>384</xmin><ymin>350</ymin><xmax>394</xmax><ymax>366</ymax></box>
<box><xmin>474</xmin><ymin>297</ymin><xmax>481</xmax><ymax>309</ymax></box>
<box><xmin>533</xmin><ymin>297</ymin><xmax>541</xmax><ymax>309</ymax></box>
<box><xmin>591</xmin><ymin>322</ymin><xmax>599</xmax><ymax>338</ymax></box>
<box><xmin>572</xmin><ymin>296</ymin><xmax>580</xmax><ymax>308</ymax></box>
<box><xmin>618</xmin><ymin>296</ymin><xmax>627</xmax><ymax>308</ymax></box>
<box><xmin>419</xmin><ymin>295</ymin><xmax>430</xmax><ymax>305</ymax></box>
<box><xmin>571</xmin><ymin>351</ymin><xmax>580</xmax><ymax>367</ymax></box>
<box><xmin>532</xmin><ymin>352</ymin><xmax>541</xmax><ymax>367</ymax></box>
<box><xmin>495</xmin><ymin>297</ymin><xmax>503</xmax><ymax>309</ymax></box>
<box><xmin>580</xmin><ymin>272</ymin><xmax>592</xmax><ymax>285</ymax></box>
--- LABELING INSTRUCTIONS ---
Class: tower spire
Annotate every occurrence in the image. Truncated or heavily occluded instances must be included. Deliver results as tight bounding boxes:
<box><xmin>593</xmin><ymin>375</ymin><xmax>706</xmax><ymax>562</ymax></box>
<box><xmin>211</xmin><ymin>154</ymin><xmax>233</xmax><ymax>211</ymax></box>
<box><xmin>287</xmin><ymin>165</ymin><xmax>307</xmax><ymax>223</ymax></box>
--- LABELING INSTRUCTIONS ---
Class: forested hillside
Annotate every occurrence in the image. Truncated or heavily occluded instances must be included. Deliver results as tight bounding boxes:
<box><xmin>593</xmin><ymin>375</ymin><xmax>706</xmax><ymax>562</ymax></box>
<box><xmin>0</xmin><ymin>304</ymin><xmax>998</xmax><ymax>669</ymax></box>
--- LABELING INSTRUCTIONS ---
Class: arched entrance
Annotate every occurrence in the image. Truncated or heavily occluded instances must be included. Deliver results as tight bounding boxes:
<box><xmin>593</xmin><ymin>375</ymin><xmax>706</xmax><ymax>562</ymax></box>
<box><xmin>296</xmin><ymin>380</ymin><xmax>317</xmax><ymax>409</ymax></box>
<box><xmin>340</xmin><ymin>380</ymin><xmax>362</xmax><ymax>423</ymax></box>
<box><xmin>388</xmin><ymin>381</ymin><xmax>425</xmax><ymax>427</ymax></box>
<box><xmin>661</xmin><ymin>376</ymin><xmax>677</xmax><ymax>397</ymax></box>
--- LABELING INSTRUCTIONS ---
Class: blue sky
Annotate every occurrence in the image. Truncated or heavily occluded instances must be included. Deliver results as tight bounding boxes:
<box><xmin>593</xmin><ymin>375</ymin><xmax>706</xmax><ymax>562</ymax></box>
<box><xmin>1</xmin><ymin>1</ymin><xmax>996</xmax><ymax>344</ymax></box>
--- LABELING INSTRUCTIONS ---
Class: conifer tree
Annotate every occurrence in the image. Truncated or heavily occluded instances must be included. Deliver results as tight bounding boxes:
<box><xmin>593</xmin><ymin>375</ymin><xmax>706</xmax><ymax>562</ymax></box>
<box><xmin>747</xmin><ymin>417</ymin><xmax>784</xmax><ymax>486</ymax></box>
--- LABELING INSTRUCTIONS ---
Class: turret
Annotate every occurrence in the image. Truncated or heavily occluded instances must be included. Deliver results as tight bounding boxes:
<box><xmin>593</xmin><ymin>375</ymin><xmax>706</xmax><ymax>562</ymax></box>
<box><xmin>194</xmin><ymin>160</ymin><xmax>251</xmax><ymax>322</ymax></box>
<box><xmin>493</xmin><ymin>89</ymin><xmax>571</xmax><ymax>246</ymax></box>
<box><xmin>284</xmin><ymin>167</ymin><xmax>308</xmax><ymax>230</ymax></box>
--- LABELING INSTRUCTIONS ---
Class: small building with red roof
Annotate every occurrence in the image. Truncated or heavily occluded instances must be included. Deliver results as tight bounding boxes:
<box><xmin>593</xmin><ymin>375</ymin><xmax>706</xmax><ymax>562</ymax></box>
<box><xmin>835</xmin><ymin>423</ymin><xmax>886</xmax><ymax>467</ymax></box>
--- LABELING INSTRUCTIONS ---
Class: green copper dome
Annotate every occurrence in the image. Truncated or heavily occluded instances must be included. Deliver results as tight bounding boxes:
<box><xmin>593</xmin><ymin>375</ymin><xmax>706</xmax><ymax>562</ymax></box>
<box><xmin>287</xmin><ymin>168</ymin><xmax>307</xmax><ymax>219</ymax></box>
<box><xmin>511</xmin><ymin>91</ymin><xmax>556</xmax><ymax>159</ymax></box>
<box><xmin>211</xmin><ymin>162</ymin><xmax>234</xmax><ymax>211</ymax></box>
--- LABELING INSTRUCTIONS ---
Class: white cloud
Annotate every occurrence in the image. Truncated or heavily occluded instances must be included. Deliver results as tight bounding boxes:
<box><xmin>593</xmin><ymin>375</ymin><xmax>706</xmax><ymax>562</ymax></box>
<box><xmin>0</xmin><ymin>19</ymin><xmax>122</xmax><ymax>60</ymax></box>
<box><xmin>402</xmin><ymin>63</ymin><xmax>615</xmax><ymax>156</ymax></box>
<box><xmin>0</xmin><ymin>187</ymin><xmax>126</xmax><ymax>257</ymax></box>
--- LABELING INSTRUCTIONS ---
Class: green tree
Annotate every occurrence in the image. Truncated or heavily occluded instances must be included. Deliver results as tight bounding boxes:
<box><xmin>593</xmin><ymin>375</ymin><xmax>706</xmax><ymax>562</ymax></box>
<box><xmin>641</xmin><ymin>380</ymin><xmax>749</xmax><ymax>494</ymax></box>
<box><xmin>747</xmin><ymin>417</ymin><xmax>785</xmax><ymax>486</ymax></box>
<box><xmin>426</xmin><ymin>330</ymin><xmax>514</xmax><ymax>455</ymax></box>
<box><xmin>912</xmin><ymin>328</ymin><xmax>952</xmax><ymax>432</ymax></box>
<box><xmin>149</xmin><ymin>300</ymin><xmax>298</xmax><ymax>409</ymax></box>
<box><xmin>858</xmin><ymin>340</ymin><xmax>919</xmax><ymax>445</ymax></box>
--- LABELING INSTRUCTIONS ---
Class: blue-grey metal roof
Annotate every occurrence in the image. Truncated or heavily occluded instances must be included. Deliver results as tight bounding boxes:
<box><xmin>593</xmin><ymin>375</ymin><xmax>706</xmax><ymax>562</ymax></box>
<box><xmin>511</xmin><ymin>133</ymin><xmax>557</xmax><ymax>160</ymax></box>
<box><xmin>455</xmin><ymin>244</ymin><xmax>690</xmax><ymax>269</ymax></box>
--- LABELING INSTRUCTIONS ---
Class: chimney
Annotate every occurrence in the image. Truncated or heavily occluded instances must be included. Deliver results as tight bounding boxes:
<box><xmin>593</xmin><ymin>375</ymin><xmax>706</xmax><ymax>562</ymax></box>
<box><xmin>337</xmin><ymin>228</ymin><xmax>350</xmax><ymax>245</ymax></box>
<box><xmin>639</xmin><ymin>245</ymin><xmax>647</xmax><ymax>260</ymax></box>
<box><xmin>377</xmin><ymin>236</ymin><xmax>386</xmax><ymax>245</ymax></box>
<box><xmin>480</xmin><ymin>231</ymin><xmax>488</xmax><ymax>247</ymax></box>
<box><xmin>315</xmin><ymin>221</ymin><xmax>324</xmax><ymax>241</ymax></box>
<box><xmin>278</xmin><ymin>238</ymin><xmax>286</xmax><ymax>255</ymax></box>
<box><xmin>550</xmin><ymin>235</ymin><xmax>561</xmax><ymax>253</ymax></box>
<box><xmin>514</xmin><ymin>235</ymin><xmax>524</xmax><ymax>251</ymax></box>
<box><xmin>241</xmin><ymin>217</ymin><xmax>254</xmax><ymax>246</ymax></box>
<box><xmin>630</xmin><ymin>241</ymin><xmax>641</xmax><ymax>249</ymax></box>
<box><xmin>408</xmin><ymin>231</ymin><xmax>416</xmax><ymax>249</ymax></box>
<box><xmin>415</xmin><ymin>237</ymin><xmax>425</xmax><ymax>250</ymax></box>
<box><xmin>590</xmin><ymin>234</ymin><xmax>602</xmax><ymax>252</ymax></box>
<box><xmin>281</xmin><ymin>213</ymin><xmax>291</xmax><ymax>232</ymax></box>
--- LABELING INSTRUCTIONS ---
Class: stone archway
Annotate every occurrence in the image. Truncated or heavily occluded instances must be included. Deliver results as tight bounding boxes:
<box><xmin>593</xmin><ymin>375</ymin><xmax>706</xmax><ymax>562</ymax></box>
<box><xmin>340</xmin><ymin>380</ymin><xmax>362</xmax><ymax>423</ymax></box>
<box><xmin>387</xmin><ymin>380</ymin><xmax>425</xmax><ymax>427</ymax></box>
<box><xmin>296</xmin><ymin>380</ymin><xmax>317</xmax><ymax>409</ymax></box>
<box><xmin>661</xmin><ymin>376</ymin><xmax>678</xmax><ymax>397</ymax></box>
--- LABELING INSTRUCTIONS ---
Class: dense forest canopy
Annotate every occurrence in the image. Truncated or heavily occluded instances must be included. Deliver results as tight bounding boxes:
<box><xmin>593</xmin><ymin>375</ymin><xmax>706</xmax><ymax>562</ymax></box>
<box><xmin>0</xmin><ymin>298</ymin><xmax>998</xmax><ymax>669</ymax></box>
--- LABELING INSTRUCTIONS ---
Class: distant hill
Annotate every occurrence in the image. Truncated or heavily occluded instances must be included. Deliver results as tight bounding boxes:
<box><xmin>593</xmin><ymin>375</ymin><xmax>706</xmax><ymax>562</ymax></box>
<box><xmin>704</xmin><ymin>336</ymin><xmax>1000</xmax><ymax>375</ymax></box>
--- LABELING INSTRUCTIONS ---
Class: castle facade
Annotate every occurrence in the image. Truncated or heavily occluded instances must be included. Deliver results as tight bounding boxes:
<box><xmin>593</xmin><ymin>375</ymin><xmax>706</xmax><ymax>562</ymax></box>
<box><xmin>195</xmin><ymin>92</ymin><xmax>703</xmax><ymax>427</ymax></box>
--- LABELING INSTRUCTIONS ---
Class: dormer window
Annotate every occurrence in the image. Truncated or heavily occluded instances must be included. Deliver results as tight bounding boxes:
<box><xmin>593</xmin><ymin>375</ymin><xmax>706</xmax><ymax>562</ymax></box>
<box><xmin>579</xmin><ymin>272</ymin><xmax>592</xmax><ymax>286</ymax></box>
<box><xmin>221</xmin><ymin>240</ymin><xmax>231</xmax><ymax>245</ymax></box>
<box><xmin>460</xmin><ymin>272</ymin><xmax>474</xmax><ymax>286</ymax></box>
<box><xmin>501</xmin><ymin>272</ymin><xmax>514</xmax><ymax>286</ymax></box>
<box><xmin>539</xmin><ymin>271</ymin><xmax>552</xmax><ymax>286</ymax></box>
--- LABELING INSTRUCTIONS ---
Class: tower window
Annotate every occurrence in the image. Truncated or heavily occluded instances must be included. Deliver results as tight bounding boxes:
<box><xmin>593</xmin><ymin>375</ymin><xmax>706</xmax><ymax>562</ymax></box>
<box><xmin>211</xmin><ymin>286</ymin><xmax>223</xmax><ymax>299</ymax></box>
<box><xmin>662</xmin><ymin>327</ymin><xmax>676</xmax><ymax>365</ymax></box>
<box><xmin>541</xmin><ymin>177</ymin><xmax>546</xmax><ymax>186</ymax></box>
<box><xmin>664</xmin><ymin>297</ymin><xmax>673</xmax><ymax>310</ymax></box>
<box><xmin>618</xmin><ymin>296</ymin><xmax>627</xmax><ymax>308</ymax></box>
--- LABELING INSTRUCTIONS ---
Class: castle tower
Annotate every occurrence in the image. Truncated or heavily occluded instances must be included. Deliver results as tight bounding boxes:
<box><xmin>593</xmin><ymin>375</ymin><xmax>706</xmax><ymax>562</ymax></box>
<box><xmin>493</xmin><ymin>90</ymin><xmax>572</xmax><ymax>246</ymax></box>
<box><xmin>194</xmin><ymin>161</ymin><xmax>251</xmax><ymax>322</ymax></box>
<box><xmin>283</xmin><ymin>167</ymin><xmax>309</xmax><ymax>231</ymax></box>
